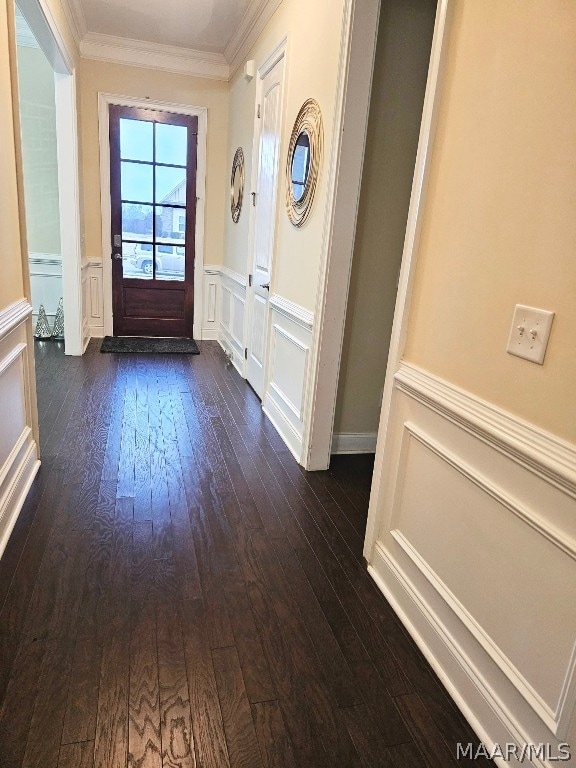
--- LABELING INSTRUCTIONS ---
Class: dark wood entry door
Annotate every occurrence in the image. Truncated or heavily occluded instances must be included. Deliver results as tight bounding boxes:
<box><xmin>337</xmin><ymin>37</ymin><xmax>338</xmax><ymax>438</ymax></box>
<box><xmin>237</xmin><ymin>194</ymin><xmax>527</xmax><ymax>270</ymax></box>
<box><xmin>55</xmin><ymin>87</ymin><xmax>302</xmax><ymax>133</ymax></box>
<box><xmin>109</xmin><ymin>105</ymin><xmax>198</xmax><ymax>337</ymax></box>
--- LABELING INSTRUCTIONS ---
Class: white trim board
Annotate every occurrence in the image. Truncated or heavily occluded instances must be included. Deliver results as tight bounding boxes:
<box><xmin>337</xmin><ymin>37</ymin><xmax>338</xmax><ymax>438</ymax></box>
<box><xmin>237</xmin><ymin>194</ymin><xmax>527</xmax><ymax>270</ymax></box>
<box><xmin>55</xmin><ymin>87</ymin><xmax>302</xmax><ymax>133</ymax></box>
<box><xmin>64</xmin><ymin>0</ymin><xmax>283</xmax><ymax>81</ymax></box>
<box><xmin>302</xmin><ymin>0</ymin><xmax>382</xmax><ymax>471</ymax></box>
<box><xmin>332</xmin><ymin>432</ymin><xmax>377</xmax><ymax>454</ymax></box>
<box><xmin>98</xmin><ymin>93</ymin><xmax>207</xmax><ymax>339</ymax></box>
<box><xmin>81</xmin><ymin>33</ymin><xmax>229</xmax><ymax>81</ymax></box>
<box><xmin>0</xmin><ymin>300</ymin><xmax>33</xmax><ymax>342</ymax></box>
<box><xmin>269</xmin><ymin>294</ymin><xmax>314</xmax><ymax>330</ymax></box>
<box><xmin>17</xmin><ymin>0</ymin><xmax>76</xmax><ymax>74</ymax></box>
<box><xmin>395</xmin><ymin>363</ymin><xmax>576</xmax><ymax>500</ymax></box>
<box><xmin>364</xmin><ymin>0</ymin><xmax>452</xmax><ymax>557</ymax></box>
<box><xmin>219</xmin><ymin>265</ymin><xmax>247</xmax><ymax>288</ymax></box>
<box><xmin>55</xmin><ymin>70</ymin><xmax>84</xmax><ymax>355</ymax></box>
<box><xmin>226</xmin><ymin>0</ymin><xmax>284</xmax><ymax>76</ymax></box>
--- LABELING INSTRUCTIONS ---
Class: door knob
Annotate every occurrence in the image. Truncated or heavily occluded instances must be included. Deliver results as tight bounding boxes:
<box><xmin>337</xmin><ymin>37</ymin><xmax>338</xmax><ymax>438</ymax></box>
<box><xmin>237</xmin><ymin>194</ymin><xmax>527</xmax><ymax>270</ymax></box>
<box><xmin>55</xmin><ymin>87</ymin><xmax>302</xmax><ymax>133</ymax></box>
<box><xmin>261</xmin><ymin>282</ymin><xmax>270</xmax><ymax>290</ymax></box>
<box><xmin>112</xmin><ymin>252</ymin><xmax>123</xmax><ymax>260</ymax></box>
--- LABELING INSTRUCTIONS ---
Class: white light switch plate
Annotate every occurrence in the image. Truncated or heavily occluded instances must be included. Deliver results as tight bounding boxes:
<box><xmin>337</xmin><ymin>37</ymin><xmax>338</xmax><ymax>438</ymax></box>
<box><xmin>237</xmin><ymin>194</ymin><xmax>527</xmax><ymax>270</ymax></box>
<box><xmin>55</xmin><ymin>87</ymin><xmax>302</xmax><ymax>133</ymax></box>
<box><xmin>507</xmin><ymin>304</ymin><xmax>554</xmax><ymax>364</ymax></box>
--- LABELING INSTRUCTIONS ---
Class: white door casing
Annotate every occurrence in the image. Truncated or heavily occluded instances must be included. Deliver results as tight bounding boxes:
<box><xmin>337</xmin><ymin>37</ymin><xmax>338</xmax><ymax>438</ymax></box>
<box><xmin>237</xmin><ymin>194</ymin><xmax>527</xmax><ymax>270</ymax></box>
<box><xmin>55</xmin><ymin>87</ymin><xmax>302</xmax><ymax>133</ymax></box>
<box><xmin>98</xmin><ymin>94</ymin><xmax>207</xmax><ymax>340</ymax></box>
<box><xmin>246</xmin><ymin>41</ymin><xmax>286</xmax><ymax>398</ymax></box>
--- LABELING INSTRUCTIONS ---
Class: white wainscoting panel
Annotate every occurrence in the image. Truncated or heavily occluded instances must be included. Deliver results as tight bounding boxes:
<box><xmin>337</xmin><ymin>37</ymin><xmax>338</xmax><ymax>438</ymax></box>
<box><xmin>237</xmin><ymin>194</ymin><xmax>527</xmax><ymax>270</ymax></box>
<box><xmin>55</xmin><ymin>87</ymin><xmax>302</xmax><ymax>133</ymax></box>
<box><xmin>0</xmin><ymin>304</ymin><xmax>40</xmax><ymax>560</ymax></box>
<box><xmin>81</xmin><ymin>262</ymin><xmax>90</xmax><ymax>351</ymax></box>
<box><xmin>87</xmin><ymin>262</ymin><xmax>104</xmax><ymax>338</ymax></box>
<box><xmin>218</xmin><ymin>268</ymin><xmax>246</xmax><ymax>375</ymax></box>
<box><xmin>29</xmin><ymin>252</ymin><xmax>62</xmax><ymax>326</ymax></box>
<box><xmin>263</xmin><ymin>301</ymin><xmax>313</xmax><ymax>463</ymax></box>
<box><xmin>366</xmin><ymin>362</ymin><xmax>576</xmax><ymax>765</ymax></box>
<box><xmin>202</xmin><ymin>268</ymin><xmax>219</xmax><ymax>340</ymax></box>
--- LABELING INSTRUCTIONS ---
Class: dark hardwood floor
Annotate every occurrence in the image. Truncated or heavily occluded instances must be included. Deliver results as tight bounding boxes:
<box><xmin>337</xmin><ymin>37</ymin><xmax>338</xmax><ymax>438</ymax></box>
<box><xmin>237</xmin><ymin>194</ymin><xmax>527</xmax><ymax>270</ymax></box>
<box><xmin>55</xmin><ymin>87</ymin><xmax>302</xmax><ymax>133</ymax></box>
<box><xmin>0</xmin><ymin>339</ymin><xmax>491</xmax><ymax>767</ymax></box>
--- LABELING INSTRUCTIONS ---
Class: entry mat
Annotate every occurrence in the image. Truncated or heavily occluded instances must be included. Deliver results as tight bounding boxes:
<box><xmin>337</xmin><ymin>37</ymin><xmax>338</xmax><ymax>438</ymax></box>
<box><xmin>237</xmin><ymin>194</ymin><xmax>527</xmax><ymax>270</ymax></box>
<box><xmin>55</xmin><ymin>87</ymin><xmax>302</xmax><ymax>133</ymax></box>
<box><xmin>100</xmin><ymin>336</ymin><xmax>200</xmax><ymax>354</ymax></box>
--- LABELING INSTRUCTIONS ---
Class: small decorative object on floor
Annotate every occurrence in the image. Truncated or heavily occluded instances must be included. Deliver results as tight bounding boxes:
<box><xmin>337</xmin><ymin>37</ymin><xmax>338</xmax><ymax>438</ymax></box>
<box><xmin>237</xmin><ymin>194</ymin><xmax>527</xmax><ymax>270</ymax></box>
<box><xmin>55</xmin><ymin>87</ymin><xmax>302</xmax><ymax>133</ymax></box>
<box><xmin>52</xmin><ymin>298</ymin><xmax>64</xmax><ymax>340</ymax></box>
<box><xmin>100</xmin><ymin>336</ymin><xmax>200</xmax><ymax>354</ymax></box>
<box><xmin>34</xmin><ymin>305</ymin><xmax>52</xmax><ymax>339</ymax></box>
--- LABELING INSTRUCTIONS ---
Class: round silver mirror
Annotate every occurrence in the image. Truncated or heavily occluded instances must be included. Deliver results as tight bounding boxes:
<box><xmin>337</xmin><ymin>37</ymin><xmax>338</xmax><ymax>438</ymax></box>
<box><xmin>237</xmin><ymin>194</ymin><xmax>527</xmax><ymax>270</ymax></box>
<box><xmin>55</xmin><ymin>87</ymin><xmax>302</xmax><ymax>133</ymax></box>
<box><xmin>230</xmin><ymin>147</ymin><xmax>245</xmax><ymax>223</ymax></box>
<box><xmin>286</xmin><ymin>99</ymin><xmax>323</xmax><ymax>227</ymax></box>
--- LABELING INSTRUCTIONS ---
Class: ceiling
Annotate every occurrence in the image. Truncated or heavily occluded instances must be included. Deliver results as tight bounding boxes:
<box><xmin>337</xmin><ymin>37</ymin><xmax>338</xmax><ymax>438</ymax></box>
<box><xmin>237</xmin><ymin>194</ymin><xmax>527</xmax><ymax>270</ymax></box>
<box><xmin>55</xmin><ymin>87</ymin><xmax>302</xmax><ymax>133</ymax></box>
<box><xmin>46</xmin><ymin>0</ymin><xmax>284</xmax><ymax>78</ymax></box>
<box><xmin>75</xmin><ymin>0</ymin><xmax>252</xmax><ymax>54</ymax></box>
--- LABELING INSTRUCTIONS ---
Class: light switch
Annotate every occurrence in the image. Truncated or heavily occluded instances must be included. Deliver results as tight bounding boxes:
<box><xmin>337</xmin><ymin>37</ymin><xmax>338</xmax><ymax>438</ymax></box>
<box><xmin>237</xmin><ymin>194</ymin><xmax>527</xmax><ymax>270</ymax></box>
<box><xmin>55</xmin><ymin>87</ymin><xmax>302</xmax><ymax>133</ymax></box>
<box><xmin>506</xmin><ymin>304</ymin><xmax>554</xmax><ymax>364</ymax></box>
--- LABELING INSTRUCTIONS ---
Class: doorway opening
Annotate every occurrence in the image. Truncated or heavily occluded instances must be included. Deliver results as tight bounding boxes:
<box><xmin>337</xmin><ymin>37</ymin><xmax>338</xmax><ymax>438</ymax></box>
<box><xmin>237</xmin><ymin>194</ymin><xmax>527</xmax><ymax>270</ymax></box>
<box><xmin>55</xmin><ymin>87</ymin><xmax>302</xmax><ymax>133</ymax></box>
<box><xmin>331</xmin><ymin>0</ymin><xmax>438</xmax><ymax>474</ymax></box>
<box><xmin>14</xmin><ymin>6</ymin><xmax>63</xmax><ymax>350</ymax></box>
<box><xmin>108</xmin><ymin>105</ymin><xmax>198</xmax><ymax>338</ymax></box>
<box><xmin>99</xmin><ymin>96</ymin><xmax>207</xmax><ymax>341</ymax></box>
<box><xmin>15</xmin><ymin>0</ymin><xmax>83</xmax><ymax>358</ymax></box>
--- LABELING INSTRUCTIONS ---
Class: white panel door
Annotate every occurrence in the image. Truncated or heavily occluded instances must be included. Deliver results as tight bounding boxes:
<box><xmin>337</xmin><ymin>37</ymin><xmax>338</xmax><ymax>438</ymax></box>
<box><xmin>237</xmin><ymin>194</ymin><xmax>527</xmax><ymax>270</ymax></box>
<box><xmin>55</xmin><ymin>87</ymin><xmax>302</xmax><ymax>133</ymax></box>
<box><xmin>246</xmin><ymin>51</ymin><xmax>285</xmax><ymax>398</ymax></box>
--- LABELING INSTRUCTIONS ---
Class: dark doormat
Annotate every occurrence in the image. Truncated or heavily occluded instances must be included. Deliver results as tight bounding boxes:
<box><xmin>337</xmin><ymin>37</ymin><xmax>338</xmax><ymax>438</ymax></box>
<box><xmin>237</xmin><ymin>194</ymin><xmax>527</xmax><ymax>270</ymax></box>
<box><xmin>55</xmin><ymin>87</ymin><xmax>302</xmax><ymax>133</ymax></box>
<box><xmin>100</xmin><ymin>336</ymin><xmax>200</xmax><ymax>354</ymax></box>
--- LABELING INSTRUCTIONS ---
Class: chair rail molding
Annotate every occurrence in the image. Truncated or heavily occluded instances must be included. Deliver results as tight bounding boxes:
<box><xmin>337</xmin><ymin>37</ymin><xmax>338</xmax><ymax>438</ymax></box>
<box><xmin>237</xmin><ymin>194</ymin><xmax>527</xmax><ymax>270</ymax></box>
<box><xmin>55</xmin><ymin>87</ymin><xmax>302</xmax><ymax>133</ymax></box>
<box><xmin>0</xmin><ymin>300</ymin><xmax>33</xmax><ymax>342</ymax></box>
<box><xmin>395</xmin><ymin>363</ymin><xmax>576</xmax><ymax>500</ymax></box>
<box><xmin>268</xmin><ymin>294</ymin><xmax>314</xmax><ymax>330</ymax></box>
<box><xmin>365</xmin><ymin>358</ymin><xmax>576</xmax><ymax>761</ymax></box>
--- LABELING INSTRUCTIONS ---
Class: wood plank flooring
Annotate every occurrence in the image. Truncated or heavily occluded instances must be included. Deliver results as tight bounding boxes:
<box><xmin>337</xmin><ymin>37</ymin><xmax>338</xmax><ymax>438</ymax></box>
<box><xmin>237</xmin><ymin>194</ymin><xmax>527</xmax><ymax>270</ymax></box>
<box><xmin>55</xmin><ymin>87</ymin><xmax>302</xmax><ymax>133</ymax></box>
<box><xmin>0</xmin><ymin>340</ymin><xmax>492</xmax><ymax>767</ymax></box>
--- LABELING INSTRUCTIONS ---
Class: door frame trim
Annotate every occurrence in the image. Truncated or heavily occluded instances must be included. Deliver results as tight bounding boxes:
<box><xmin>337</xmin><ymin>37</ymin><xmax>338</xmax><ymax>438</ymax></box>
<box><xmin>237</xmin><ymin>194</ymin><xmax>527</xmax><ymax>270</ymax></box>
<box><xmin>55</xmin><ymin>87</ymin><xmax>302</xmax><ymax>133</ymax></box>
<box><xmin>17</xmin><ymin>0</ymin><xmax>84</xmax><ymax>355</ymax></box>
<box><xmin>98</xmin><ymin>92</ymin><xmax>207</xmax><ymax>339</ymax></box>
<box><xmin>303</xmin><ymin>0</ymin><xmax>450</xmax><ymax>470</ymax></box>
<box><xmin>362</xmin><ymin>0</ymin><xmax>451</xmax><ymax>557</ymax></box>
<box><xmin>245</xmin><ymin>35</ymin><xmax>288</xmax><ymax>387</ymax></box>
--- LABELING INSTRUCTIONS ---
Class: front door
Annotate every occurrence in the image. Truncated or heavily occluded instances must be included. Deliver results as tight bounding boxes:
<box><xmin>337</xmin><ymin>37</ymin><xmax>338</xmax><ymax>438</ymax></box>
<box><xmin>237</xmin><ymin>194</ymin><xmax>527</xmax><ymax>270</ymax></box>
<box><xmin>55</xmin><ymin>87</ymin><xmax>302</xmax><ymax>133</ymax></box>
<box><xmin>246</xmin><ymin>51</ymin><xmax>285</xmax><ymax>396</ymax></box>
<box><xmin>109</xmin><ymin>105</ymin><xmax>197</xmax><ymax>337</ymax></box>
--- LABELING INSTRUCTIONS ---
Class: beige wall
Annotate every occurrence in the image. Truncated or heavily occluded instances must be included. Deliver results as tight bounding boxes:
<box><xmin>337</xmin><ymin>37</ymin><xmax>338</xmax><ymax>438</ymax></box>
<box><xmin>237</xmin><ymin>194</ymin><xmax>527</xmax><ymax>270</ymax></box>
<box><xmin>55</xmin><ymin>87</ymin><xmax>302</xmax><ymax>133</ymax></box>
<box><xmin>222</xmin><ymin>67</ymin><xmax>256</xmax><ymax>277</ymax></box>
<box><xmin>0</xmin><ymin>0</ymin><xmax>25</xmax><ymax>311</ymax></box>
<box><xmin>405</xmin><ymin>0</ymin><xmax>576</xmax><ymax>444</ymax></box>
<box><xmin>16</xmin><ymin>45</ymin><xmax>61</xmax><ymax>256</ymax></box>
<box><xmin>333</xmin><ymin>0</ymin><xmax>437</xmax><ymax>436</ymax></box>
<box><xmin>79</xmin><ymin>58</ymin><xmax>229</xmax><ymax>266</ymax></box>
<box><xmin>222</xmin><ymin>0</ymin><xmax>347</xmax><ymax>311</ymax></box>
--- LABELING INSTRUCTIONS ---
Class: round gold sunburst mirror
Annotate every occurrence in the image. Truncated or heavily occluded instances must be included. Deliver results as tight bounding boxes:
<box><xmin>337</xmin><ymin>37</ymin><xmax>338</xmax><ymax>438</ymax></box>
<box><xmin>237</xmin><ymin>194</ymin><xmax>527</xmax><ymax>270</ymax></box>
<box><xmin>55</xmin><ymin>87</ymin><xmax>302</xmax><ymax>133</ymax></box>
<box><xmin>286</xmin><ymin>99</ymin><xmax>323</xmax><ymax>227</ymax></box>
<box><xmin>230</xmin><ymin>147</ymin><xmax>245</xmax><ymax>223</ymax></box>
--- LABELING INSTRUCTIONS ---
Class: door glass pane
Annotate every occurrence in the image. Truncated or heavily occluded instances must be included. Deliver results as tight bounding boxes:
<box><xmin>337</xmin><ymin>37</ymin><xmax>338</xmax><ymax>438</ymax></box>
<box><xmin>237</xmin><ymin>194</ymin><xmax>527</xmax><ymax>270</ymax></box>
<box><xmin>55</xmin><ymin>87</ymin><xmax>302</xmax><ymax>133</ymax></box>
<box><xmin>156</xmin><ymin>206</ymin><xmax>185</xmax><ymax>243</ymax></box>
<box><xmin>156</xmin><ymin>123</ymin><xmax>187</xmax><ymax>166</ymax></box>
<box><xmin>122</xmin><ymin>203</ymin><xmax>153</xmax><ymax>242</ymax></box>
<box><xmin>121</xmin><ymin>161</ymin><xmax>153</xmax><ymax>203</ymax></box>
<box><xmin>155</xmin><ymin>245</ymin><xmax>185</xmax><ymax>282</ymax></box>
<box><xmin>156</xmin><ymin>166</ymin><xmax>186</xmax><ymax>204</ymax></box>
<box><xmin>120</xmin><ymin>118</ymin><xmax>153</xmax><ymax>162</ymax></box>
<box><xmin>121</xmin><ymin>242</ymin><xmax>153</xmax><ymax>279</ymax></box>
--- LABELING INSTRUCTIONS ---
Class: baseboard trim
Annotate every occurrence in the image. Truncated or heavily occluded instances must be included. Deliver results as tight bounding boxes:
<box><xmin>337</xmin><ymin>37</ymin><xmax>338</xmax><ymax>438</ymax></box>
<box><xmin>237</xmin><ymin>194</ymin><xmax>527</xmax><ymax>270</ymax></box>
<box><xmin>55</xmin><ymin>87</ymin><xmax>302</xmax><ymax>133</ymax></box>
<box><xmin>88</xmin><ymin>326</ymin><xmax>105</xmax><ymax>339</ymax></box>
<box><xmin>262</xmin><ymin>394</ymin><xmax>303</xmax><ymax>464</ymax></box>
<box><xmin>331</xmin><ymin>431</ymin><xmax>377</xmax><ymax>454</ymax></box>
<box><xmin>0</xmin><ymin>438</ymin><xmax>40</xmax><ymax>560</ymax></box>
<box><xmin>217</xmin><ymin>337</ymin><xmax>244</xmax><ymax>378</ymax></box>
<box><xmin>368</xmin><ymin>545</ymin><xmax>553</xmax><ymax>768</ymax></box>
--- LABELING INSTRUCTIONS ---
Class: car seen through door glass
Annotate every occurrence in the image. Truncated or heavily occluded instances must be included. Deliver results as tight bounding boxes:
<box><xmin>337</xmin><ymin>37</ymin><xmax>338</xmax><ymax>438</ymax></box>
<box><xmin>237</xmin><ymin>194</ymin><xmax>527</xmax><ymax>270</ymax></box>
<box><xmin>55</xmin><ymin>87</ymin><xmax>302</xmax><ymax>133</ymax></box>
<box><xmin>123</xmin><ymin>243</ymin><xmax>185</xmax><ymax>281</ymax></box>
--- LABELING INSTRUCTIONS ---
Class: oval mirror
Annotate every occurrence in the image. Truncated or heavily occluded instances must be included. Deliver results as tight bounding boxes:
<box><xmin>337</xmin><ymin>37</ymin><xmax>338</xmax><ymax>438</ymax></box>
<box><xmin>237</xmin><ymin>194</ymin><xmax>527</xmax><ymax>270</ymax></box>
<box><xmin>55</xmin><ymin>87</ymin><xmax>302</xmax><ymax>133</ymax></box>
<box><xmin>291</xmin><ymin>131</ymin><xmax>311</xmax><ymax>202</ymax></box>
<box><xmin>285</xmin><ymin>99</ymin><xmax>323</xmax><ymax>227</ymax></box>
<box><xmin>230</xmin><ymin>147</ymin><xmax>245</xmax><ymax>223</ymax></box>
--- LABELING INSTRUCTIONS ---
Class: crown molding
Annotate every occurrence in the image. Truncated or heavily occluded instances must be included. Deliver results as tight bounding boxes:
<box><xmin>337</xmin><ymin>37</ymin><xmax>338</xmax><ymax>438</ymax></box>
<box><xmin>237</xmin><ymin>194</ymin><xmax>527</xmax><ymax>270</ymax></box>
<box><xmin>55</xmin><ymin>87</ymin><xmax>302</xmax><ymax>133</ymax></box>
<box><xmin>80</xmin><ymin>33</ymin><xmax>230</xmax><ymax>81</ymax></box>
<box><xmin>58</xmin><ymin>0</ymin><xmax>86</xmax><ymax>48</ymax></box>
<box><xmin>225</xmin><ymin>0</ymin><xmax>283</xmax><ymax>76</ymax></box>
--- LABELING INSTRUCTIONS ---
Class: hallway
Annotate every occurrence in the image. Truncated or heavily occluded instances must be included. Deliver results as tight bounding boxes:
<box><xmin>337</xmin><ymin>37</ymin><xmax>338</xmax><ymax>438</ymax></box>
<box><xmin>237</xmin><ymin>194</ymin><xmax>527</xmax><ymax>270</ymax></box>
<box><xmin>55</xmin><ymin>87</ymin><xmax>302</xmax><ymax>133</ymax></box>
<box><xmin>0</xmin><ymin>341</ymin><xmax>489</xmax><ymax>767</ymax></box>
